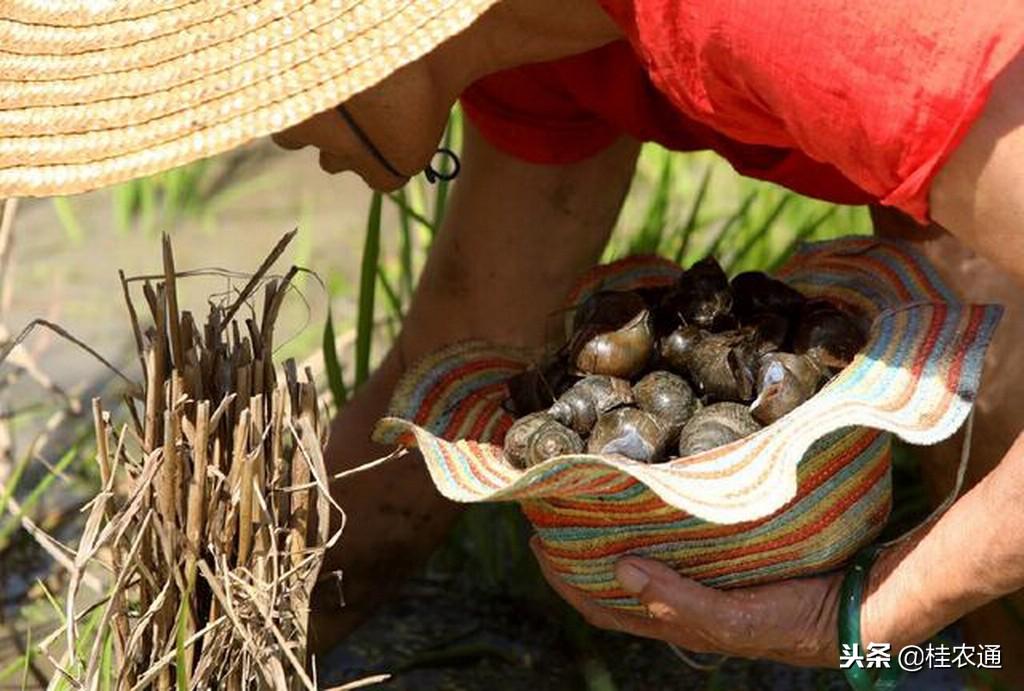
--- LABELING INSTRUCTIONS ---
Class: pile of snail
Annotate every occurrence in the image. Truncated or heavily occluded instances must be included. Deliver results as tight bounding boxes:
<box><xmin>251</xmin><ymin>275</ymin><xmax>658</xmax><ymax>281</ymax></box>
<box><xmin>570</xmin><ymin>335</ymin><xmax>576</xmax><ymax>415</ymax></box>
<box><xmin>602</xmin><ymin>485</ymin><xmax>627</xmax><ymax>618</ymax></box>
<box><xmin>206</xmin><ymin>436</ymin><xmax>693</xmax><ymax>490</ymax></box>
<box><xmin>503</xmin><ymin>258</ymin><xmax>867</xmax><ymax>469</ymax></box>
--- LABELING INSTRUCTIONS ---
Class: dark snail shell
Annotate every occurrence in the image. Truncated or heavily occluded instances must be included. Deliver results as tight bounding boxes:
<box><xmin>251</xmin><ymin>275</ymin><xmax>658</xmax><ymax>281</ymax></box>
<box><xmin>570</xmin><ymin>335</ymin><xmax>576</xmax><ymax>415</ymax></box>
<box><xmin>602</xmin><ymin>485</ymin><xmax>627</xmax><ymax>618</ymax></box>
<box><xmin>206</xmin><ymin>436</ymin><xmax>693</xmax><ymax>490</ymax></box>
<box><xmin>731</xmin><ymin>271</ymin><xmax>806</xmax><ymax>321</ymax></box>
<box><xmin>548</xmin><ymin>375</ymin><xmax>634</xmax><ymax>435</ymax></box>
<box><xmin>503</xmin><ymin>412</ymin><xmax>584</xmax><ymax>470</ymax></box>
<box><xmin>570</xmin><ymin>293</ymin><xmax>654</xmax><ymax>379</ymax></box>
<box><xmin>571</xmin><ymin>290</ymin><xmax>647</xmax><ymax>333</ymax></box>
<box><xmin>506</xmin><ymin>357</ymin><xmax>575</xmax><ymax>417</ymax></box>
<box><xmin>793</xmin><ymin>300</ymin><xmax>867</xmax><ymax>370</ymax></box>
<box><xmin>742</xmin><ymin>312</ymin><xmax>791</xmax><ymax>355</ymax></box>
<box><xmin>660</xmin><ymin>327</ymin><xmax>758</xmax><ymax>402</ymax></box>
<box><xmin>750</xmin><ymin>352</ymin><xmax>826</xmax><ymax>425</ymax></box>
<box><xmin>657</xmin><ymin>257</ymin><xmax>733</xmax><ymax>331</ymax></box>
<box><xmin>633</xmin><ymin>371</ymin><xmax>698</xmax><ymax>435</ymax></box>
<box><xmin>587</xmin><ymin>407</ymin><xmax>669</xmax><ymax>463</ymax></box>
<box><xmin>677</xmin><ymin>402</ymin><xmax>762</xmax><ymax>457</ymax></box>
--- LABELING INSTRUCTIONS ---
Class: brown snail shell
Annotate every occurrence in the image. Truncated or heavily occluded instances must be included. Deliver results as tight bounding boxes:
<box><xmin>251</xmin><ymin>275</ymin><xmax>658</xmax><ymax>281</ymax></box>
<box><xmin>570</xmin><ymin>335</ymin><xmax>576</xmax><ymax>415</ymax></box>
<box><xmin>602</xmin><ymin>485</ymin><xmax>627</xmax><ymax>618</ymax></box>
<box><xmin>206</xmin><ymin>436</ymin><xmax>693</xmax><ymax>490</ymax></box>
<box><xmin>633</xmin><ymin>371</ymin><xmax>698</xmax><ymax>435</ymax></box>
<box><xmin>657</xmin><ymin>257</ymin><xmax>733</xmax><ymax>331</ymax></box>
<box><xmin>677</xmin><ymin>402</ymin><xmax>762</xmax><ymax>457</ymax></box>
<box><xmin>793</xmin><ymin>300</ymin><xmax>867</xmax><ymax>370</ymax></box>
<box><xmin>571</xmin><ymin>293</ymin><xmax>654</xmax><ymax>379</ymax></box>
<box><xmin>750</xmin><ymin>352</ymin><xmax>826</xmax><ymax>425</ymax></box>
<box><xmin>587</xmin><ymin>407</ymin><xmax>669</xmax><ymax>463</ymax></box>
<box><xmin>503</xmin><ymin>412</ymin><xmax>584</xmax><ymax>470</ymax></box>
<box><xmin>660</xmin><ymin>326</ymin><xmax>758</xmax><ymax>402</ymax></box>
<box><xmin>731</xmin><ymin>271</ymin><xmax>806</xmax><ymax>320</ymax></box>
<box><xmin>548</xmin><ymin>375</ymin><xmax>634</xmax><ymax>435</ymax></box>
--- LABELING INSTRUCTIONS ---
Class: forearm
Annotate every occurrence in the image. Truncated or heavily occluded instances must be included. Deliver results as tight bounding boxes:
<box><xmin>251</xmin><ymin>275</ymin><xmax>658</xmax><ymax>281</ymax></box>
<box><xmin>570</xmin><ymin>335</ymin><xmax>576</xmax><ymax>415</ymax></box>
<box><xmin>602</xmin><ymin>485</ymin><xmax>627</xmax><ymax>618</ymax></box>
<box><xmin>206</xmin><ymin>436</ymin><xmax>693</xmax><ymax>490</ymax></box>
<box><xmin>865</xmin><ymin>431</ymin><xmax>1024</xmax><ymax>648</ymax></box>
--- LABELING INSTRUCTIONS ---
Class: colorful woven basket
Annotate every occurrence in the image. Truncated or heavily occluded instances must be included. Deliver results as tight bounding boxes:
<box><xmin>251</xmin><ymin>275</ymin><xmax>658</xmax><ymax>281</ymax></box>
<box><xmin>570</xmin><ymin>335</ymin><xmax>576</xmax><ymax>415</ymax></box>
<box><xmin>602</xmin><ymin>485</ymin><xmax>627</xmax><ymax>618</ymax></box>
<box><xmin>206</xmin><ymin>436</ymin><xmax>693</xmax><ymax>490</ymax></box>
<box><xmin>373</xmin><ymin>238</ymin><xmax>1001</xmax><ymax>612</ymax></box>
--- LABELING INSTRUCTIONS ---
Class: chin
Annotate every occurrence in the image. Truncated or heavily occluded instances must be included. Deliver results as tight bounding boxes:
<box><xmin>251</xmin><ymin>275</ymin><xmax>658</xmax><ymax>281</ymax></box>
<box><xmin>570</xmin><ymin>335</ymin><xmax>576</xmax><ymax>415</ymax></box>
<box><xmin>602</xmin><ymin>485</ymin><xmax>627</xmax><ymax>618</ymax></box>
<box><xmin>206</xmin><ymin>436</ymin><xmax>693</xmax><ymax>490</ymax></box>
<box><xmin>357</xmin><ymin>168</ymin><xmax>411</xmax><ymax>193</ymax></box>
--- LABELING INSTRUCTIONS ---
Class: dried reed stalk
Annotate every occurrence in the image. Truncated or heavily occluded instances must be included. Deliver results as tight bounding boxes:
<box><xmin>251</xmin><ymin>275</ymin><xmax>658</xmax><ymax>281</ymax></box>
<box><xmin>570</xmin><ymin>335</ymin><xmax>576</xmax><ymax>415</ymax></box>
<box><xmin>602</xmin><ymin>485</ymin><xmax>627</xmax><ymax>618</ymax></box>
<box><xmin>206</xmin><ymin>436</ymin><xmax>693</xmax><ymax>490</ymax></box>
<box><xmin>64</xmin><ymin>232</ymin><xmax>340</xmax><ymax>690</ymax></box>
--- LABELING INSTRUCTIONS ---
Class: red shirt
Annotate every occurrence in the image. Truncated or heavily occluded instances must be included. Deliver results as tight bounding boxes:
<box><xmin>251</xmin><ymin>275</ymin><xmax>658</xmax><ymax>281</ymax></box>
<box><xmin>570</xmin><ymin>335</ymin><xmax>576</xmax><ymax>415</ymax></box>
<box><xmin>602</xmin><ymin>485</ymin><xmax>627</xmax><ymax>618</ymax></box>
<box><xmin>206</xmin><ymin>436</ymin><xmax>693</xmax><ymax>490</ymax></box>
<box><xmin>460</xmin><ymin>0</ymin><xmax>1024</xmax><ymax>222</ymax></box>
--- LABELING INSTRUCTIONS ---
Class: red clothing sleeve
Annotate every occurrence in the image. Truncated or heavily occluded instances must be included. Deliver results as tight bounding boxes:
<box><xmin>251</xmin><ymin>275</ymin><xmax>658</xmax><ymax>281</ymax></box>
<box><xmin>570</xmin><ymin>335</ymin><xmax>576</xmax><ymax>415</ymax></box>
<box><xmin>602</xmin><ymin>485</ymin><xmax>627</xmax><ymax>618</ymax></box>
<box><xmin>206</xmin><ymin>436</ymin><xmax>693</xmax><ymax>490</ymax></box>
<box><xmin>599</xmin><ymin>0</ymin><xmax>1024</xmax><ymax>222</ymax></box>
<box><xmin>460</xmin><ymin>55</ymin><xmax>623</xmax><ymax>166</ymax></box>
<box><xmin>460</xmin><ymin>42</ymin><xmax>874</xmax><ymax>206</ymax></box>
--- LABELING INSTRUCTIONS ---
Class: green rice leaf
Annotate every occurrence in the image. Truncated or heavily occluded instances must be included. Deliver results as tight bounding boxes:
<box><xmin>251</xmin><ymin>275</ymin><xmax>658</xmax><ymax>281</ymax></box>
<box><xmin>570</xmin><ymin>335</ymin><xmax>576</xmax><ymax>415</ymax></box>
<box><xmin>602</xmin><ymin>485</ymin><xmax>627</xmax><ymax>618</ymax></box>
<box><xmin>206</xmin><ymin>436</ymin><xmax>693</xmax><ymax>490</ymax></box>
<box><xmin>704</xmin><ymin>190</ymin><xmax>757</xmax><ymax>260</ymax></box>
<box><xmin>355</xmin><ymin>192</ymin><xmax>383</xmax><ymax>387</ymax></box>
<box><xmin>674</xmin><ymin>163</ymin><xmax>713</xmax><ymax>264</ymax></box>
<box><xmin>0</xmin><ymin>444</ymin><xmax>79</xmax><ymax>548</ymax></box>
<box><xmin>377</xmin><ymin>266</ymin><xmax>404</xmax><ymax>322</ymax></box>
<box><xmin>387</xmin><ymin>192</ymin><xmax>436</xmax><ymax>234</ymax></box>
<box><xmin>767</xmin><ymin>206</ymin><xmax>839</xmax><ymax>272</ymax></box>
<box><xmin>176</xmin><ymin>598</ymin><xmax>191</xmax><ymax>691</ymax></box>
<box><xmin>727</xmin><ymin>192</ymin><xmax>793</xmax><ymax>271</ymax></box>
<box><xmin>396</xmin><ymin>188</ymin><xmax>416</xmax><ymax>300</ymax></box>
<box><xmin>51</xmin><ymin>198</ymin><xmax>85</xmax><ymax>244</ymax></box>
<box><xmin>323</xmin><ymin>311</ymin><xmax>349</xmax><ymax>410</ymax></box>
<box><xmin>629</xmin><ymin>150</ymin><xmax>674</xmax><ymax>255</ymax></box>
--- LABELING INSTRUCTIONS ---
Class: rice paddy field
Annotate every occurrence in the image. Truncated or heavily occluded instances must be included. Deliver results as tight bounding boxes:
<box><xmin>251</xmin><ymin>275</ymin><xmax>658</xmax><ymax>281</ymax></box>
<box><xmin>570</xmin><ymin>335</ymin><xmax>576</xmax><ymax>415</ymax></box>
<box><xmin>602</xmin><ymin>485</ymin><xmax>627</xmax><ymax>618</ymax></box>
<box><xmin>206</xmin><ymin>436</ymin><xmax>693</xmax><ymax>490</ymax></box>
<box><xmin>0</xmin><ymin>111</ymin><xmax>970</xmax><ymax>690</ymax></box>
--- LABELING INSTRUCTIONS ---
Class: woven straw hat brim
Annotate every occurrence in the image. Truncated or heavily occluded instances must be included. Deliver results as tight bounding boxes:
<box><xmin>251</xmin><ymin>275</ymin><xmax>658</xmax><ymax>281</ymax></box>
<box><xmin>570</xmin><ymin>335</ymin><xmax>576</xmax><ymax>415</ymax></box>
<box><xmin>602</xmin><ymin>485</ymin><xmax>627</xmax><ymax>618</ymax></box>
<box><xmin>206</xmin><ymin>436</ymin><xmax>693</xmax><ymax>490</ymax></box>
<box><xmin>0</xmin><ymin>0</ymin><xmax>501</xmax><ymax>198</ymax></box>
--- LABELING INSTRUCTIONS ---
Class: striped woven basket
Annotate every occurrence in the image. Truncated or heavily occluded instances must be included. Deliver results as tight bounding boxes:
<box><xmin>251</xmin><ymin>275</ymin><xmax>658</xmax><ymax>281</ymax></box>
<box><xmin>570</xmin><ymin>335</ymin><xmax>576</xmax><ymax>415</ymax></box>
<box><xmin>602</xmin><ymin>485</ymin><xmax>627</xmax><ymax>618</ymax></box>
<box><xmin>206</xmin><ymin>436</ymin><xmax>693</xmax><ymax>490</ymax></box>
<box><xmin>373</xmin><ymin>237</ymin><xmax>1002</xmax><ymax>612</ymax></box>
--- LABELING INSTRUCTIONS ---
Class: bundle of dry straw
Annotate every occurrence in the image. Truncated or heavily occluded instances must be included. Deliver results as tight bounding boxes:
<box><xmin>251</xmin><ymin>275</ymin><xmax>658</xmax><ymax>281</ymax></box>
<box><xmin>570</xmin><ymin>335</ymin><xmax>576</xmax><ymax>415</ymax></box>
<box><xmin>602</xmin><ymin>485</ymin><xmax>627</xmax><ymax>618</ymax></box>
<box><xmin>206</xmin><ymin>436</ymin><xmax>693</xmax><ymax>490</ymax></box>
<box><xmin>50</xmin><ymin>231</ymin><xmax>343</xmax><ymax>690</ymax></box>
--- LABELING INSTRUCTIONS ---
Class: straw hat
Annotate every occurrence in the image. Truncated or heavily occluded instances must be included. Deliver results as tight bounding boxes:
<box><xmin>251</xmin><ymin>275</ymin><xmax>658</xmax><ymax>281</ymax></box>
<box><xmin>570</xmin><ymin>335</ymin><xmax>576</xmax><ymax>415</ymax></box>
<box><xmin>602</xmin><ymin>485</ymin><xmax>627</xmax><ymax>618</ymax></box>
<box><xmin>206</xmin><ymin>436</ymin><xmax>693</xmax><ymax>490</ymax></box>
<box><xmin>0</xmin><ymin>0</ymin><xmax>501</xmax><ymax>198</ymax></box>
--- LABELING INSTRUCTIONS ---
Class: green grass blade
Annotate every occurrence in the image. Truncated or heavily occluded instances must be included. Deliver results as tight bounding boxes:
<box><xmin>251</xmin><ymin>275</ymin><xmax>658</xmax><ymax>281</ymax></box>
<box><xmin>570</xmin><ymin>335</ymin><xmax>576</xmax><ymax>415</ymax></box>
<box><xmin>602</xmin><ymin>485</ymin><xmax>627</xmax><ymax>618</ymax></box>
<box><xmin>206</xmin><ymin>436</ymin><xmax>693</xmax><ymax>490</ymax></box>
<box><xmin>396</xmin><ymin>188</ymin><xmax>416</xmax><ymax>300</ymax></box>
<box><xmin>112</xmin><ymin>183</ymin><xmax>138</xmax><ymax>234</ymax></box>
<box><xmin>727</xmin><ymin>192</ymin><xmax>793</xmax><ymax>271</ymax></box>
<box><xmin>162</xmin><ymin>169</ymin><xmax>185</xmax><ymax>221</ymax></box>
<box><xmin>355</xmin><ymin>192</ymin><xmax>383</xmax><ymax>387</ymax></box>
<box><xmin>176</xmin><ymin>598</ymin><xmax>190</xmax><ymax>691</ymax></box>
<box><xmin>21</xmin><ymin>627</ymin><xmax>32</xmax><ymax>690</ymax></box>
<box><xmin>376</xmin><ymin>266</ymin><xmax>404</xmax><ymax>321</ymax></box>
<box><xmin>36</xmin><ymin>580</ymin><xmax>64</xmax><ymax>627</ymax></box>
<box><xmin>704</xmin><ymin>190</ymin><xmax>758</xmax><ymax>260</ymax></box>
<box><xmin>0</xmin><ymin>444</ymin><xmax>79</xmax><ymax>547</ymax></box>
<box><xmin>322</xmin><ymin>311</ymin><xmax>349</xmax><ymax>411</ymax></box>
<box><xmin>138</xmin><ymin>177</ymin><xmax>158</xmax><ymax>236</ymax></box>
<box><xmin>51</xmin><ymin>198</ymin><xmax>85</xmax><ymax>244</ymax></box>
<box><xmin>0</xmin><ymin>648</ymin><xmax>28</xmax><ymax>684</ymax></box>
<box><xmin>629</xmin><ymin>151</ymin><xmax>673</xmax><ymax>256</ymax></box>
<box><xmin>767</xmin><ymin>206</ymin><xmax>839</xmax><ymax>272</ymax></box>
<box><xmin>387</xmin><ymin>192</ymin><xmax>435</xmax><ymax>234</ymax></box>
<box><xmin>101</xmin><ymin>631</ymin><xmax>113</xmax><ymax>691</ymax></box>
<box><xmin>0</xmin><ymin>445</ymin><xmax>35</xmax><ymax>520</ymax></box>
<box><xmin>674</xmin><ymin>163</ymin><xmax>714</xmax><ymax>264</ymax></box>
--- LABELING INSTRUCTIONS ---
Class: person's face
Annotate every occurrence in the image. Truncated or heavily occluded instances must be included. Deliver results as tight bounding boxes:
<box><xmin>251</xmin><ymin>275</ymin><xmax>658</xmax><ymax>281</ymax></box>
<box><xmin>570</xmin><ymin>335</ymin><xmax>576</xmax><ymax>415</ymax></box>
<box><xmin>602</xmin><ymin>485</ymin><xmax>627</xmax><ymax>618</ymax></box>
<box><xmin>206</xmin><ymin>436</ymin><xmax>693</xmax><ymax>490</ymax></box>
<box><xmin>271</xmin><ymin>58</ymin><xmax>452</xmax><ymax>191</ymax></box>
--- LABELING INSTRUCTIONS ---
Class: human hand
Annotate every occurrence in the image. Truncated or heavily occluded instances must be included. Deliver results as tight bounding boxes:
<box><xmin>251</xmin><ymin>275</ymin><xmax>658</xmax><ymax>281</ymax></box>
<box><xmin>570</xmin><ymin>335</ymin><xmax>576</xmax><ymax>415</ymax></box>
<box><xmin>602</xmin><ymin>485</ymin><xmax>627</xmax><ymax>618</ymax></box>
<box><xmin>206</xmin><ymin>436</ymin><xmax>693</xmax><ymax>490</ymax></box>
<box><xmin>531</xmin><ymin>537</ymin><xmax>853</xmax><ymax>668</ymax></box>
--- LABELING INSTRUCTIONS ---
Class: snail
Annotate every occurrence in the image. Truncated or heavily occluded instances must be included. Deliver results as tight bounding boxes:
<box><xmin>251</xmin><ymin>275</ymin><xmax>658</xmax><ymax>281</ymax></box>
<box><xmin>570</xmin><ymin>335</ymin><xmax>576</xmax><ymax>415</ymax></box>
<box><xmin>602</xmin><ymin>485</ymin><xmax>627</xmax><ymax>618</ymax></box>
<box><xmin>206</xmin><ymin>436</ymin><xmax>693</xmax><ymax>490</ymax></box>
<box><xmin>749</xmin><ymin>352</ymin><xmax>826</xmax><ymax>424</ymax></box>
<box><xmin>743</xmin><ymin>311</ymin><xmax>791</xmax><ymax>355</ymax></box>
<box><xmin>570</xmin><ymin>291</ymin><xmax>654</xmax><ymax>379</ymax></box>
<box><xmin>571</xmin><ymin>290</ymin><xmax>645</xmax><ymax>333</ymax></box>
<box><xmin>633</xmin><ymin>371</ymin><xmax>698</xmax><ymax>435</ymax></box>
<box><xmin>506</xmin><ymin>356</ymin><xmax>575</xmax><ymax>416</ymax></box>
<box><xmin>657</xmin><ymin>257</ymin><xmax>733</xmax><ymax>331</ymax></box>
<box><xmin>793</xmin><ymin>300</ymin><xmax>867</xmax><ymax>370</ymax></box>
<box><xmin>731</xmin><ymin>271</ymin><xmax>806</xmax><ymax>321</ymax></box>
<box><xmin>660</xmin><ymin>326</ymin><xmax>758</xmax><ymax>402</ymax></box>
<box><xmin>548</xmin><ymin>375</ymin><xmax>634</xmax><ymax>435</ymax></box>
<box><xmin>503</xmin><ymin>412</ymin><xmax>584</xmax><ymax>470</ymax></box>
<box><xmin>677</xmin><ymin>402</ymin><xmax>762</xmax><ymax>457</ymax></box>
<box><xmin>587</xmin><ymin>407</ymin><xmax>669</xmax><ymax>463</ymax></box>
